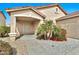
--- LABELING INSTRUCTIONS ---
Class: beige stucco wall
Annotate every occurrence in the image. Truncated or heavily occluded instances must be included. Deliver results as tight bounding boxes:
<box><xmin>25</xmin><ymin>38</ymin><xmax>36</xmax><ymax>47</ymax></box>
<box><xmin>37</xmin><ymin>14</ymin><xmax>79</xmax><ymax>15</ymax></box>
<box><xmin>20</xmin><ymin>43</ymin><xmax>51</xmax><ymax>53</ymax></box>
<box><xmin>0</xmin><ymin>12</ymin><xmax>5</xmax><ymax>26</ymax></box>
<box><xmin>37</xmin><ymin>6</ymin><xmax>66</xmax><ymax>20</ymax></box>
<box><xmin>57</xmin><ymin>16</ymin><xmax>79</xmax><ymax>39</ymax></box>
<box><xmin>10</xmin><ymin>9</ymin><xmax>43</xmax><ymax>20</ymax></box>
<box><xmin>9</xmin><ymin>7</ymin><xmax>66</xmax><ymax>37</ymax></box>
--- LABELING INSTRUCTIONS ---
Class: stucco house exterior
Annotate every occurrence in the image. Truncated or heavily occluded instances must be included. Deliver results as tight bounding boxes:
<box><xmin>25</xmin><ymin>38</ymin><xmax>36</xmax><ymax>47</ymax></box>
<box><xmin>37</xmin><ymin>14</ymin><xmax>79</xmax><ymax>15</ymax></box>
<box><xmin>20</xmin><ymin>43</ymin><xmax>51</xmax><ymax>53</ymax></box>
<box><xmin>0</xmin><ymin>11</ymin><xmax>6</xmax><ymax>26</ymax></box>
<box><xmin>6</xmin><ymin>4</ymin><xmax>67</xmax><ymax>41</ymax></box>
<box><xmin>57</xmin><ymin>11</ymin><xmax>79</xmax><ymax>39</ymax></box>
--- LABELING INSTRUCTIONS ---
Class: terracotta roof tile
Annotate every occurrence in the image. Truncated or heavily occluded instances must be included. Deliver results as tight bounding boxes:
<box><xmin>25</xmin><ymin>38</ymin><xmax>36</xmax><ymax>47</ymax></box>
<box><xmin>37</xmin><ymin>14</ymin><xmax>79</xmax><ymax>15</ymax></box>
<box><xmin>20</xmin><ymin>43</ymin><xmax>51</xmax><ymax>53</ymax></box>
<box><xmin>6</xmin><ymin>4</ymin><xmax>67</xmax><ymax>15</ymax></box>
<box><xmin>6</xmin><ymin>4</ymin><xmax>67</xmax><ymax>19</ymax></box>
<box><xmin>56</xmin><ymin>11</ymin><xmax>79</xmax><ymax>21</ymax></box>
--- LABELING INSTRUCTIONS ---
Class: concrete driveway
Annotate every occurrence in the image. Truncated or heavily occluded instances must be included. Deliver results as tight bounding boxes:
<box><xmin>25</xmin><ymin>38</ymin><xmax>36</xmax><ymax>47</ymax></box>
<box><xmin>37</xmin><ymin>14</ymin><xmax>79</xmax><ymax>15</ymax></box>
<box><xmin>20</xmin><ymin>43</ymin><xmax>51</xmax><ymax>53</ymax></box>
<box><xmin>18</xmin><ymin>35</ymin><xmax>79</xmax><ymax>55</ymax></box>
<box><xmin>1</xmin><ymin>35</ymin><xmax>79</xmax><ymax>55</ymax></box>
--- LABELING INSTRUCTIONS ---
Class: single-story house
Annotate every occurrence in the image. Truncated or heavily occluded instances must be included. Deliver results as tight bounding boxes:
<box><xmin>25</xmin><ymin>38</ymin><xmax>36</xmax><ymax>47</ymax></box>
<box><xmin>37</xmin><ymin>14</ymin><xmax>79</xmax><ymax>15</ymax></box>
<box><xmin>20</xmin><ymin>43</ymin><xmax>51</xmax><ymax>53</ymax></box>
<box><xmin>0</xmin><ymin>11</ymin><xmax>6</xmax><ymax>26</ymax></box>
<box><xmin>57</xmin><ymin>11</ymin><xmax>79</xmax><ymax>39</ymax></box>
<box><xmin>6</xmin><ymin>4</ymin><xmax>67</xmax><ymax>41</ymax></box>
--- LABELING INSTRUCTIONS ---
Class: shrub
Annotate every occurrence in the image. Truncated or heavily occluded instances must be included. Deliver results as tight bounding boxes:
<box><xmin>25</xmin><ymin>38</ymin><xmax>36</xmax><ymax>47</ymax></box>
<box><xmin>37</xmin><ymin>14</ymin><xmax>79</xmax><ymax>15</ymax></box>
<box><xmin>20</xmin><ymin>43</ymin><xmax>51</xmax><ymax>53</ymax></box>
<box><xmin>51</xmin><ymin>25</ymin><xmax>67</xmax><ymax>41</ymax></box>
<box><xmin>0</xmin><ymin>25</ymin><xmax>10</xmax><ymax>37</ymax></box>
<box><xmin>36</xmin><ymin>20</ymin><xmax>53</xmax><ymax>40</ymax></box>
<box><xmin>60</xmin><ymin>29</ymin><xmax>67</xmax><ymax>41</ymax></box>
<box><xmin>0</xmin><ymin>40</ymin><xmax>13</xmax><ymax>55</ymax></box>
<box><xmin>36</xmin><ymin>20</ymin><xmax>67</xmax><ymax>41</ymax></box>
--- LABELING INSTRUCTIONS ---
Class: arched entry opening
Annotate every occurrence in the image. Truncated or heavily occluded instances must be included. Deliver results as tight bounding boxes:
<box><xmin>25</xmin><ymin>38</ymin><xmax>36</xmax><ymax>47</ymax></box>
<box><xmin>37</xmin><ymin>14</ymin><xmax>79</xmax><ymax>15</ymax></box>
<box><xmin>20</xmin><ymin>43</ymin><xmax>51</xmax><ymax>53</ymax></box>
<box><xmin>16</xmin><ymin>16</ymin><xmax>42</xmax><ymax>37</ymax></box>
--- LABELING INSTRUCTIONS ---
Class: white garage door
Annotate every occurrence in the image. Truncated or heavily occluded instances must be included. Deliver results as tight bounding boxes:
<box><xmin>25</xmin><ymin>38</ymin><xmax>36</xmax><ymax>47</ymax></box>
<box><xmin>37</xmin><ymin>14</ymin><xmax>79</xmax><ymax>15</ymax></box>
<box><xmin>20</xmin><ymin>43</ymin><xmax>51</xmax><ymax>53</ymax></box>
<box><xmin>17</xmin><ymin>20</ymin><xmax>39</xmax><ymax>35</ymax></box>
<box><xmin>23</xmin><ymin>21</ymin><xmax>34</xmax><ymax>34</ymax></box>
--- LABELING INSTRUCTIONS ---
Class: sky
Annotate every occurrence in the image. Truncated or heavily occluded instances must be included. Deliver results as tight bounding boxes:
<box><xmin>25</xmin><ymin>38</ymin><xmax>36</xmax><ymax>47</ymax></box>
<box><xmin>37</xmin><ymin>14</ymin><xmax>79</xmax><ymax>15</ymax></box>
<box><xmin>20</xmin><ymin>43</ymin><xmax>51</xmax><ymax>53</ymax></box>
<box><xmin>0</xmin><ymin>3</ymin><xmax>79</xmax><ymax>24</ymax></box>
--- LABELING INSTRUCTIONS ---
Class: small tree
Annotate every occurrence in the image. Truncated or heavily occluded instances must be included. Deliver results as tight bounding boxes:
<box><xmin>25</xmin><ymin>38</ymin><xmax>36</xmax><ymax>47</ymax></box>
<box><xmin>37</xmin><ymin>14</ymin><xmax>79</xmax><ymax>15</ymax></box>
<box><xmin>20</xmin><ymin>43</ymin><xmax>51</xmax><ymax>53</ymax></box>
<box><xmin>0</xmin><ymin>25</ymin><xmax>10</xmax><ymax>37</ymax></box>
<box><xmin>36</xmin><ymin>20</ymin><xmax>53</xmax><ymax>40</ymax></box>
<box><xmin>36</xmin><ymin>20</ymin><xmax>66</xmax><ymax>41</ymax></box>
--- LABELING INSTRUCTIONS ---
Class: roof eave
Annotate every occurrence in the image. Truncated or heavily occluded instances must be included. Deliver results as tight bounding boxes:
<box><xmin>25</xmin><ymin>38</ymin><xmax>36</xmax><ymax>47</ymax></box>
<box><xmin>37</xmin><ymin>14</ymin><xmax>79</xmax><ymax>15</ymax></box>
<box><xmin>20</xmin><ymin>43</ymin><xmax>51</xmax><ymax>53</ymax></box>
<box><xmin>56</xmin><ymin>14</ymin><xmax>79</xmax><ymax>22</ymax></box>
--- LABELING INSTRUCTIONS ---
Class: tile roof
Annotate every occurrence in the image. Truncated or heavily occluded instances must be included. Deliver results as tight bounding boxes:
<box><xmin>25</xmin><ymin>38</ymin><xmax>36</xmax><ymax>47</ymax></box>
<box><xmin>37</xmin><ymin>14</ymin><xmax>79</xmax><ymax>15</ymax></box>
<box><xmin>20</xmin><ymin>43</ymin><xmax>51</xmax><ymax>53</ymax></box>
<box><xmin>56</xmin><ymin>11</ymin><xmax>79</xmax><ymax>21</ymax></box>
<box><xmin>6</xmin><ymin>4</ymin><xmax>67</xmax><ymax>15</ymax></box>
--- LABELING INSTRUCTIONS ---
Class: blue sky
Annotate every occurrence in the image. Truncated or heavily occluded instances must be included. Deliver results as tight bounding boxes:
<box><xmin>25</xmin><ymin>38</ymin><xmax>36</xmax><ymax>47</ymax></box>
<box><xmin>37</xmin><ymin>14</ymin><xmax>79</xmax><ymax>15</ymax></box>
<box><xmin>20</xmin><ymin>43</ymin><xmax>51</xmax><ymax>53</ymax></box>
<box><xmin>0</xmin><ymin>3</ymin><xmax>79</xmax><ymax>24</ymax></box>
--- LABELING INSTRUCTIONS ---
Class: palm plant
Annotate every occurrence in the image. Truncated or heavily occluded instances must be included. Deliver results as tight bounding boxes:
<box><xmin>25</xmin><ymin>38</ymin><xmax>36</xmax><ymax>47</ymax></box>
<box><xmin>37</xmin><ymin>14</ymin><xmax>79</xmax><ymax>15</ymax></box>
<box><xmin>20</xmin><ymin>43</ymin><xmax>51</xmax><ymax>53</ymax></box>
<box><xmin>36</xmin><ymin>19</ymin><xmax>66</xmax><ymax>41</ymax></box>
<box><xmin>44</xmin><ymin>20</ymin><xmax>53</xmax><ymax>38</ymax></box>
<box><xmin>36</xmin><ymin>20</ymin><xmax>53</xmax><ymax>40</ymax></box>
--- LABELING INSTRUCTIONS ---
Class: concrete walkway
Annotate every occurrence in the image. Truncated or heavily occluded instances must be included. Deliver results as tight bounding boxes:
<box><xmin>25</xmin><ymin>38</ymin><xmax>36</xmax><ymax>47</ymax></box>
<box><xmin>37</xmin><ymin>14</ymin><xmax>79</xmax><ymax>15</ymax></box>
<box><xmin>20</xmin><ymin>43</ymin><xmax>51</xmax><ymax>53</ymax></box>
<box><xmin>1</xmin><ymin>35</ymin><xmax>79</xmax><ymax>55</ymax></box>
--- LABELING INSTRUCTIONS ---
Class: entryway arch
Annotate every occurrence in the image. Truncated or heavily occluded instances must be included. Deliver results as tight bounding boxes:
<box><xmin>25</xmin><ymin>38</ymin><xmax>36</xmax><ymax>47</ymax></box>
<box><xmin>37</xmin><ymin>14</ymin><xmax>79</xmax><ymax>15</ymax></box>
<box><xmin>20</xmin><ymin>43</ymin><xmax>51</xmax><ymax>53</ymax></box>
<box><xmin>16</xmin><ymin>16</ymin><xmax>43</xmax><ymax>36</ymax></box>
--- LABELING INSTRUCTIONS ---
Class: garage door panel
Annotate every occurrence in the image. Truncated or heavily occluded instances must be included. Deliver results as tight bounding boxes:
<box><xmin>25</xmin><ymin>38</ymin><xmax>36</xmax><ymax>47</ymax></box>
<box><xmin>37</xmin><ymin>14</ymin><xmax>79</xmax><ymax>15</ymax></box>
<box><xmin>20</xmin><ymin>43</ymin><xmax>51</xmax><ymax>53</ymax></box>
<box><xmin>17</xmin><ymin>20</ymin><xmax>39</xmax><ymax>35</ymax></box>
<box><xmin>23</xmin><ymin>22</ymin><xmax>33</xmax><ymax>34</ymax></box>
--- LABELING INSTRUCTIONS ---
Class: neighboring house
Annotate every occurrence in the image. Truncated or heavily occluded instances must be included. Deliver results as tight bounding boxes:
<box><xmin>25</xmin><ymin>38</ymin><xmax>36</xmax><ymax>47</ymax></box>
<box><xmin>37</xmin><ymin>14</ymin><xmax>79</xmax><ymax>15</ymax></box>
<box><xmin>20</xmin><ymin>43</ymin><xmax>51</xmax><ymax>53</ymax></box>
<box><xmin>56</xmin><ymin>11</ymin><xmax>79</xmax><ymax>39</ymax></box>
<box><xmin>0</xmin><ymin>11</ymin><xmax>6</xmax><ymax>26</ymax></box>
<box><xmin>6</xmin><ymin>4</ymin><xmax>67</xmax><ymax>41</ymax></box>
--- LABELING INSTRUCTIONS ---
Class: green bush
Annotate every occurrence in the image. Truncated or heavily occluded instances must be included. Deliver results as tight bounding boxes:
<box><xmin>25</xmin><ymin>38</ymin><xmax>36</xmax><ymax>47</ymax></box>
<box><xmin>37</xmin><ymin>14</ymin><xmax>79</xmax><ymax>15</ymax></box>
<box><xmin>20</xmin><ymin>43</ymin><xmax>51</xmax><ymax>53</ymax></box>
<box><xmin>36</xmin><ymin>20</ymin><xmax>53</xmax><ymax>40</ymax></box>
<box><xmin>36</xmin><ymin>20</ymin><xmax>67</xmax><ymax>41</ymax></box>
<box><xmin>52</xmin><ymin>25</ymin><xmax>67</xmax><ymax>41</ymax></box>
<box><xmin>0</xmin><ymin>40</ymin><xmax>13</xmax><ymax>55</ymax></box>
<box><xmin>0</xmin><ymin>25</ymin><xmax>10</xmax><ymax>37</ymax></box>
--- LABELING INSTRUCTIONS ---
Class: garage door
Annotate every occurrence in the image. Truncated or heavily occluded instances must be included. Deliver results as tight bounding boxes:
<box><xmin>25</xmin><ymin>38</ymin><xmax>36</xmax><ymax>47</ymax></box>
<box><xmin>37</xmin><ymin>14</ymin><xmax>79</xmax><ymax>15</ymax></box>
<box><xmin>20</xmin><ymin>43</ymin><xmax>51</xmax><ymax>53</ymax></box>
<box><xmin>16</xmin><ymin>20</ymin><xmax>39</xmax><ymax>35</ymax></box>
<box><xmin>23</xmin><ymin>21</ymin><xmax>34</xmax><ymax>34</ymax></box>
